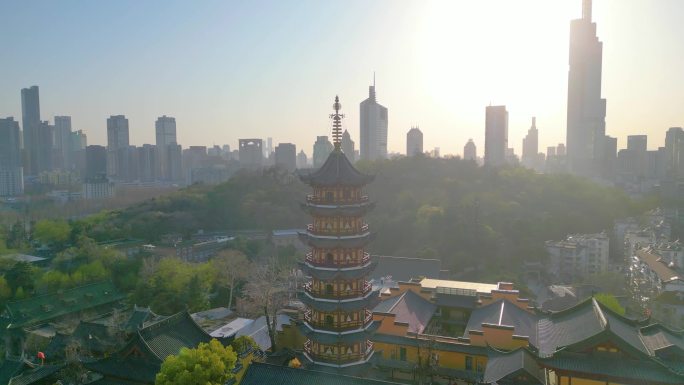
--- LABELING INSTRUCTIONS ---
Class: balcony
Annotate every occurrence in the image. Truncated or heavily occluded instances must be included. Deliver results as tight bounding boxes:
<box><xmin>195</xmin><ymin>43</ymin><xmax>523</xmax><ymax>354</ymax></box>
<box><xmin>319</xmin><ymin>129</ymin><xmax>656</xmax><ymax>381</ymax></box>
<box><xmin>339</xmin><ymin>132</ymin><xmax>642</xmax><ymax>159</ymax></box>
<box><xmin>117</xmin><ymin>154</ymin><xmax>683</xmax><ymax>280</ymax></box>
<box><xmin>306</xmin><ymin>195</ymin><xmax>369</xmax><ymax>205</ymax></box>
<box><xmin>304</xmin><ymin>311</ymin><xmax>367</xmax><ymax>331</ymax></box>
<box><xmin>305</xmin><ymin>252</ymin><xmax>371</xmax><ymax>267</ymax></box>
<box><xmin>303</xmin><ymin>281</ymin><xmax>372</xmax><ymax>299</ymax></box>
<box><xmin>306</xmin><ymin>224</ymin><xmax>370</xmax><ymax>236</ymax></box>
<box><xmin>303</xmin><ymin>344</ymin><xmax>373</xmax><ymax>365</ymax></box>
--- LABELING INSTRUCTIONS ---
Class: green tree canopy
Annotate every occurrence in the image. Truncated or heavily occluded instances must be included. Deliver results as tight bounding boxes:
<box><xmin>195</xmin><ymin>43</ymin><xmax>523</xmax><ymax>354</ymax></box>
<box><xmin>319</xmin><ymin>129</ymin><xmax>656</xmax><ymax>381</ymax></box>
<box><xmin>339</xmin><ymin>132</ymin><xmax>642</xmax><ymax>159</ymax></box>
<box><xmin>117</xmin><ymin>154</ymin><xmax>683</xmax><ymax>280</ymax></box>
<box><xmin>155</xmin><ymin>339</ymin><xmax>237</xmax><ymax>385</ymax></box>
<box><xmin>33</xmin><ymin>219</ymin><xmax>71</xmax><ymax>248</ymax></box>
<box><xmin>595</xmin><ymin>293</ymin><xmax>626</xmax><ymax>315</ymax></box>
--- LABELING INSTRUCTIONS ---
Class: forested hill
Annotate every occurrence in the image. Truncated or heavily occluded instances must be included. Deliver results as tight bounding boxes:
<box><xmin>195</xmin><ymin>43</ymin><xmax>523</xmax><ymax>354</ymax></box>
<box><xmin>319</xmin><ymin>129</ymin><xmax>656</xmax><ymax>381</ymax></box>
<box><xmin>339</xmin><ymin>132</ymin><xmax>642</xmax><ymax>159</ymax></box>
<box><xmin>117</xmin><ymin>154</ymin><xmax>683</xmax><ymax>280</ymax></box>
<box><xmin>95</xmin><ymin>156</ymin><xmax>649</xmax><ymax>276</ymax></box>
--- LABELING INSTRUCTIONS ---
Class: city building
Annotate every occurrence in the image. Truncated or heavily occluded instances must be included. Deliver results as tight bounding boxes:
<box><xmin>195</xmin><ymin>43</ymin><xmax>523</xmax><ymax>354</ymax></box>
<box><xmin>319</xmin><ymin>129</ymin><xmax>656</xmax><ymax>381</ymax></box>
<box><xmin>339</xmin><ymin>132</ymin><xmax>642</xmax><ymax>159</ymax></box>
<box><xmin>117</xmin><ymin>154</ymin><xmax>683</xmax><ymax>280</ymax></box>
<box><xmin>359</xmin><ymin>79</ymin><xmax>388</xmax><ymax>161</ymax></box>
<box><xmin>155</xmin><ymin>115</ymin><xmax>177</xmax><ymax>180</ymax></box>
<box><xmin>21</xmin><ymin>85</ymin><xmax>52</xmax><ymax>175</ymax></box>
<box><xmin>71</xmin><ymin>129</ymin><xmax>87</xmax><ymax>175</ymax></box>
<box><xmin>85</xmin><ymin>145</ymin><xmax>107</xmax><ymax>181</ymax></box>
<box><xmin>298</xmin><ymin>96</ymin><xmax>379</xmax><ymax>367</ymax></box>
<box><xmin>166</xmin><ymin>143</ymin><xmax>184</xmax><ymax>182</ymax></box>
<box><xmin>138</xmin><ymin>144</ymin><xmax>157</xmax><ymax>182</ymax></box>
<box><xmin>274</xmin><ymin>143</ymin><xmax>297</xmax><ymax>173</ymax></box>
<box><xmin>238</xmin><ymin>139</ymin><xmax>263</xmax><ymax>169</ymax></box>
<box><xmin>464</xmin><ymin>138</ymin><xmax>477</xmax><ymax>161</ymax></box>
<box><xmin>627</xmin><ymin>134</ymin><xmax>648</xmax><ymax>177</ymax></box>
<box><xmin>665</xmin><ymin>127</ymin><xmax>684</xmax><ymax>178</ymax></box>
<box><xmin>566</xmin><ymin>0</ymin><xmax>607</xmax><ymax>177</ymax></box>
<box><xmin>341</xmin><ymin>129</ymin><xmax>355</xmax><ymax>163</ymax></box>
<box><xmin>83</xmin><ymin>179</ymin><xmax>115</xmax><ymax>199</ymax></box>
<box><xmin>312</xmin><ymin>136</ymin><xmax>333</xmax><ymax>169</ymax></box>
<box><xmin>546</xmin><ymin>232</ymin><xmax>609</xmax><ymax>282</ymax></box>
<box><xmin>406</xmin><ymin>126</ymin><xmax>423</xmax><ymax>156</ymax></box>
<box><xmin>54</xmin><ymin>116</ymin><xmax>72</xmax><ymax>170</ymax></box>
<box><xmin>106</xmin><ymin>115</ymin><xmax>130</xmax><ymax>179</ymax></box>
<box><xmin>297</xmin><ymin>150</ymin><xmax>308</xmax><ymax>169</ymax></box>
<box><xmin>521</xmin><ymin>117</ymin><xmax>539</xmax><ymax>170</ymax></box>
<box><xmin>484</xmin><ymin>105</ymin><xmax>508</xmax><ymax>167</ymax></box>
<box><xmin>0</xmin><ymin>117</ymin><xmax>24</xmax><ymax>196</ymax></box>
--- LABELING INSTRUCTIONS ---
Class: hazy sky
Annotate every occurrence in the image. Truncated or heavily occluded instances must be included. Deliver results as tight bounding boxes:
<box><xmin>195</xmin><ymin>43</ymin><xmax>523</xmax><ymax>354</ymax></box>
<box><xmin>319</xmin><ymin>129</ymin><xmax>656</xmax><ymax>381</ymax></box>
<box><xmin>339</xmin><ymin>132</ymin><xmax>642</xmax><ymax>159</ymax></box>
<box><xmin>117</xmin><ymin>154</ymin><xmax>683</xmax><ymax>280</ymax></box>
<box><xmin>1</xmin><ymin>0</ymin><xmax>683</xmax><ymax>156</ymax></box>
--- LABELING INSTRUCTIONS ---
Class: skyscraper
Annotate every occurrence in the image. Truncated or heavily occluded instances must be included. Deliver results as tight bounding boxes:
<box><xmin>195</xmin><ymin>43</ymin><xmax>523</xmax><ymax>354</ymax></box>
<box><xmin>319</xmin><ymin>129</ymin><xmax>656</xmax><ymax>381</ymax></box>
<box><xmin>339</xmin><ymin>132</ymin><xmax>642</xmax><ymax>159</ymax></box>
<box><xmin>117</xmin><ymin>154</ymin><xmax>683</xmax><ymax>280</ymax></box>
<box><xmin>155</xmin><ymin>115</ymin><xmax>177</xmax><ymax>180</ymax></box>
<box><xmin>106</xmin><ymin>115</ymin><xmax>130</xmax><ymax>179</ymax></box>
<box><xmin>406</xmin><ymin>126</ymin><xmax>423</xmax><ymax>156</ymax></box>
<box><xmin>359</xmin><ymin>79</ymin><xmax>388</xmax><ymax>161</ymax></box>
<box><xmin>464</xmin><ymin>139</ymin><xmax>477</xmax><ymax>161</ymax></box>
<box><xmin>627</xmin><ymin>135</ymin><xmax>648</xmax><ymax>177</ymax></box>
<box><xmin>238</xmin><ymin>139</ymin><xmax>263</xmax><ymax>169</ymax></box>
<box><xmin>522</xmin><ymin>117</ymin><xmax>539</xmax><ymax>169</ymax></box>
<box><xmin>665</xmin><ymin>127</ymin><xmax>684</xmax><ymax>178</ymax></box>
<box><xmin>0</xmin><ymin>117</ymin><xmax>24</xmax><ymax>196</ymax></box>
<box><xmin>341</xmin><ymin>130</ymin><xmax>355</xmax><ymax>163</ymax></box>
<box><xmin>297</xmin><ymin>150</ymin><xmax>308</xmax><ymax>169</ymax></box>
<box><xmin>54</xmin><ymin>116</ymin><xmax>72</xmax><ymax>170</ymax></box>
<box><xmin>313</xmin><ymin>136</ymin><xmax>333</xmax><ymax>169</ymax></box>
<box><xmin>274</xmin><ymin>143</ymin><xmax>297</xmax><ymax>173</ymax></box>
<box><xmin>21</xmin><ymin>86</ymin><xmax>42</xmax><ymax>175</ymax></box>
<box><xmin>484</xmin><ymin>105</ymin><xmax>508</xmax><ymax>167</ymax></box>
<box><xmin>85</xmin><ymin>145</ymin><xmax>107</xmax><ymax>181</ymax></box>
<box><xmin>566</xmin><ymin>0</ymin><xmax>607</xmax><ymax>176</ymax></box>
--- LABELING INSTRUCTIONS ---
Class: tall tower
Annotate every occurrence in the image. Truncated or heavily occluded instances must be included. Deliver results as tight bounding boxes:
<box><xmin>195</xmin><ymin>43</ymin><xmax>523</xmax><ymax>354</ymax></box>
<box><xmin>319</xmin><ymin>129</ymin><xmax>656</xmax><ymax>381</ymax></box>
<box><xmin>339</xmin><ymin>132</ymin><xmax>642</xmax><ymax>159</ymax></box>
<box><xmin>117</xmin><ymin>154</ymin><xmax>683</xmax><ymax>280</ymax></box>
<box><xmin>299</xmin><ymin>96</ymin><xmax>378</xmax><ymax>368</ymax></box>
<box><xmin>484</xmin><ymin>105</ymin><xmax>508</xmax><ymax>166</ymax></box>
<box><xmin>359</xmin><ymin>77</ymin><xmax>388</xmax><ymax>161</ymax></box>
<box><xmin>566</xmin><ymin>0</ymin><xmax>606</xmax><ymax>176</ymax></box>
<box><xmin>106</xmin><ymin>115</ymin><xmax>130</xmax><ymax>179</ymax></box>
<box><xmin>522</xmin><ymin>117</ymin><xmax>539</xmax><ymax>169</ymax></box>
<box><xmin>156</xmin><ymin>115</ymin><xmax>177</xmax><ymax>180</ymax></box>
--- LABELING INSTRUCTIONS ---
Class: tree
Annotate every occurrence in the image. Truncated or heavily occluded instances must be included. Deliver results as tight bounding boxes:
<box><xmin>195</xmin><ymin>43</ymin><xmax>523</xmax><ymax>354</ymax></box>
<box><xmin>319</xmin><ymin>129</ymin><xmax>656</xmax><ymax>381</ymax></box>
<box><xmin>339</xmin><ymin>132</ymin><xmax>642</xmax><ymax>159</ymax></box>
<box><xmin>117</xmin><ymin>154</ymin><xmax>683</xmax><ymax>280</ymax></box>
<box><xmin>155</xmin><ymin>339</ymin><xmax>237</xmax><ymax>385</ymax></box>
<box><xmin>33</xmin><ymin>219</ymin><xmax>71</xmax><ymax>248</ymax></box>
<box><xmin>243</xmin><ymin>258</ymin><xmax>287</xmax><ymax>352</ymax></box>
<box><xmin>595</xmin><ymin>293</ymin><xmax>626</xmax><ymax>315</ymax></box>
<box><xmin>212</xmin><ymin>249</ymin><xmax>249</xmax><ymax>310</ymax></box>
<box><xmin>6</xmin><ymin>261</ymin><xmax>37</xmax><ymax>293</ymax></box>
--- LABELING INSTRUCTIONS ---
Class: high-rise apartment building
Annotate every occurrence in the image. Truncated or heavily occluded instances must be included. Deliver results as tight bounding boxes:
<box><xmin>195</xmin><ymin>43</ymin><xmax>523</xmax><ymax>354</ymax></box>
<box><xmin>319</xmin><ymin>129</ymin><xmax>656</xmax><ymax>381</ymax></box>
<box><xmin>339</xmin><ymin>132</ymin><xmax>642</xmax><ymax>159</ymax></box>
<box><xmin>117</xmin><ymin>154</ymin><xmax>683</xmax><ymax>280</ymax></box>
<box><xmin>106</xmin><ymin>115</ymin><xmax>130</xmax><ymax>179</ymax></box>
<box><xmin>297</xmin><ymin>150</ymin><xmax>308</xmax><ymax>169</ymax></box>
<box><xmin>313</xmin><ymin>136</ymin><xmax>333</xmax><ymax>169</ymax></box>
<box><xmin>566</xmin><ymin>0</ymin><xmax>607</xmax><ymax>177</ymax></box>
<box><xmin>522</xmin><ymin>117</ymin><xmax>539</xmax><ymax>169</ymax></box>
<box><xmin>21</xmin><ymin>86</ymin><xmax>52</xmax><ymax>175</ymax></box>
<box><xmin>359</xmin><ymin>80</ymin><xmax>388</xmax><ymax>161</ymax></box>
<box><xmin>274</xmin><ymin>143</ymin><xmax>297</xmax><ymax>173</ymax></box>
<box><xmin>85</xmin><ymin>145</ymin><xmax>107</xmax><ymax>181</ymax></box>
<box><xmin>665</xmin><ymin>127</ymin><xmax>684</xmax><ymax>178</ymax></box>
<box><xmin>627</xmin><ymin>135</ymin><xmax>648</xmax><ymax>177</ymax></box>
<box><xmin>464</xmin><ymin>139</ymin><xmax>477</xmax><ymax>161</ymax></box>
<box><xmin>54</xmin><ymin>116</ymin><xmax>72</xmax><ymax>170</ymax></box>
<box><xmin>138</xmin><ymin>144</ymin><xmax>157</xmax><ymax>182</ymax></box>
<box><xmin>484</xmin><ymin>105</ymin><xmax>508</xmax><ymax>167</ymax></box>
<box><xmin>341</xmin><ymin>130</ymin><xmax>355</xmax><ymax>163</ymax></box>
<box><xmin>155</xmin><ymin>115</ymin><xmax>177</xmax><ymax>180</ymax></box>
<box><xmin>406</xmin><ymin>126</ymin><xmax>423</xmax><ymax>156</ymax></box>
<box><xmin>238</xmin><ymin>139</ymin><xmax>263</xmax><ymax>169</ymax></box>
<box><xmin>0</xmin><ymin>118</ymin><xmax>24</xmax><ymax>196</ymax></box>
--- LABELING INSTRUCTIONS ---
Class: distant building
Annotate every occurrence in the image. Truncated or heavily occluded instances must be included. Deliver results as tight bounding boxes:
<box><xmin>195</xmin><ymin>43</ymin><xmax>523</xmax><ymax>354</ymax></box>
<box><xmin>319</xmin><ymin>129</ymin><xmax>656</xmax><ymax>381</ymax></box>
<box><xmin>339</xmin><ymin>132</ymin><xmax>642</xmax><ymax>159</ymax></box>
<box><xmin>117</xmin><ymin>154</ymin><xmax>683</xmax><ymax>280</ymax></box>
<box><xmin>0</xmin><ymin>117</ymin><xmax>24</xmax><ymax>196</ymax></box>
<box><xmin>406</xmin><ymin>126</ymin><xmax>423</xmax><ymax>156</ymax></box>
<box><xmin>312</xmin><ymin>136</ymin><xmax>333</xmax><ymax>169</ymax></box>
<box><xmin>155</xmin><ymin>115</ymin><xmax>177</xmax><ymax>180</ymax></box>
<box><xmin>341</xmin><ymin>130</ymin><xmax>355</xmax><ymax>162</ymax></box>
<box><xmin>54</xmin><ymin>116</ymin><xmax>72</xmax><ymax>170</ymax></box>
<box><xmin>296</xmin><ymin>150</ymin><xmax>308</xmax><ymax>169</ymax></box>
<box><xmin>566</xmin><ymin>0</ymin><xmax>606</xmax><ymax>177</ymax></box>
<box><xmin>22</xmin><ymin>85</ymin><xmax>52</xmax><ymax>175</ymax></box>
<box><xmin>106</xmin><ymin>115</ymin><xmax>130</xmax><ymax>179</ymax></box>
<box><xmin>359</xmin><ymin>80</ymin><xmax>388</xmax><ymax>161</ymax></box>
<box><xmin>484</xmin><ymin>105</ymin><xmax>508</xmax><ymax>166</ymax></box>
<box><xmin>665</xmin><ymin>127</ymin><xmax>684</xmax><ymax>178</ymax></box>
<box><xmin>546</xmin><ymin>232</ymin><xmax>609</xmax><ymax>282</ymax></box>
<box><xmin>627</xmin><ymin>135</ymin><xmax>648</xmax><ymax>177</ymax></box>
<box><xmin>83</xmin><ymin>180</ymin><xmax>115</xmax><ymax>199</ymax></box>
<box><xmin>274</xmin><ymin>143</ymin><xmax>296</xmax><ymax>172</ymax></box>
<box><xmin>167</xmin><ymin>143</ymin><xmax>184</xmax><ymax>182</ymax></box>
<box><xmin>239</xmin><ymin>139</ymin><xmax>263</xmax><ymax>169</ymax></box>
<box><xmin>464</xmin><ymin>139</ymin><xmax>477</xmax><ymax>161</ymax></box>
<box><xmin>85</xmin><ymin>145</ymin><xmax>107</xmax><ymax>181</ymax></box>
<box><xmin>521</xmin><ymin>117</ymin><xmax>539</xmax><ymax>170</ymax></box>
<box><xmin>71</xmin><ymin>130</ymin><xmax>87</xmax><ymax>175</ymax></box>
<box><xmin>138</xmin><ymin>144</ymin><xmax>157</xmax><ymax>182</ymax></box>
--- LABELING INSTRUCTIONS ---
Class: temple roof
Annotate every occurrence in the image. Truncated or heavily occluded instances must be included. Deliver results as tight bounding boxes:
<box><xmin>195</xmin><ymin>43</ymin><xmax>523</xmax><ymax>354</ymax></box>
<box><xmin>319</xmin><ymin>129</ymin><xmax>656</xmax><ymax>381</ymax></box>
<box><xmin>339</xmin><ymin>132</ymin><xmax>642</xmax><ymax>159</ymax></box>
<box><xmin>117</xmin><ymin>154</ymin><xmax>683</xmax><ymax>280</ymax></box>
<box><xmin>373</xmin><ymin>290</ymin><xmax>436</xmax><ymax>334</ymax></box>
<box><xmin>465</xmin><ymin>299</ymin><xmax>538</xmax><ymax>346</ymax></box>
<box><xmin>299</xmin><ymin>150</ymin><xmax>373</xmax><ymax>187</ymax></box>
<box><xmin>1</xmin><ymin>281</ymin><xmax>124</xmax><ymax>329</ymax></box>
<box><xmin>241</xmin><ymin>362</ymin><xmax>401</xmax><ymax>385</ymax></box>
<box><xmin>482</xmin><ymin>348</ymin><xmax>544</xmax><ymax>385</ymax></box>
<box><xmin>138</xmin><ymin>311</ymin><xmax>212</xmax><ymax>361</ymax></box>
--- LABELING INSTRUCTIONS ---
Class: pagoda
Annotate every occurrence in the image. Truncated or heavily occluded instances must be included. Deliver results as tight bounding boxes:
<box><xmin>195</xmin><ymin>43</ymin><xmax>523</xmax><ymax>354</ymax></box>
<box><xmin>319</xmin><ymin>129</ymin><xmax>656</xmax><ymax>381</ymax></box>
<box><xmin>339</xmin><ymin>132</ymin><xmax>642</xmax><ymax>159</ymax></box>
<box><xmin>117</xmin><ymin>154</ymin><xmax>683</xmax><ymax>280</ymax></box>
<box><xmin>298</xmin><ymin>96</ymin><xmax>379</xmax><ymax>368</ymax></box>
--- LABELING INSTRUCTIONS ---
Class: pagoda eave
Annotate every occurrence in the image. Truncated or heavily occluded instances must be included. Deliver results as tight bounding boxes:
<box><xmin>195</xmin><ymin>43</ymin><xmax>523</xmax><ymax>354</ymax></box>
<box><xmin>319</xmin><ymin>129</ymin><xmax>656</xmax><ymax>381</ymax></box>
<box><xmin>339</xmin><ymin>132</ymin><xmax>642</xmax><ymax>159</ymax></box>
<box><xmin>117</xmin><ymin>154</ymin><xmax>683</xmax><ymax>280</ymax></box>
<box><xmin>298</xmin><ymin>290</ymin><xmax>381</xmax><ymax>312</ymax></box>
<box><xmin>299</xmin><ymin>261</ymin><xmax>377</xmax><ymax>280</ymax></box>
<box><xmin>297</xmin><ymin>321</ymin><xmax>380</xmax><ymax>345</ymax></box>
<box><xmin>300</xmin><ymin>201</ymin><xmax>376</xmax><ymax>217</ymax></box>
<box><xmin>298</xmin><ymin>232</ymin><xmax>375</xmax><ymax>248</ymax></box>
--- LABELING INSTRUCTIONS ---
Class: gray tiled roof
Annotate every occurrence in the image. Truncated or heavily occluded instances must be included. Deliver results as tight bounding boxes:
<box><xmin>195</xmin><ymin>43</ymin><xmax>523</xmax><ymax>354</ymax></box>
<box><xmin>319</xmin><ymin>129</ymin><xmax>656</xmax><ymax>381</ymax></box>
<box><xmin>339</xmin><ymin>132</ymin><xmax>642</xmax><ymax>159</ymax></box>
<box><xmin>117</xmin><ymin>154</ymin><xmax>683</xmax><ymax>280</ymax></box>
<box><xmin>139</xmin><ymin>311</ymin><xmax>212</xmax><ymax>360</ymax></box>
<box><xmin>299</xmin><ymin>150</ymin><xmax>374</xmax><ymax>187</ymax></box>
<box><xmin>373</xmin><ymin>290</ymin><xmax>436</xmax><ymax>334</ymax></box>
<box><xmin>482</xmin><ymin>348</ymin><xmax>543</xmax><ymax>385</ymax></box>
<box><xmin>465</xmin><ymin>299</ymin><xmax>538</xmax><ymax>346</ymax></box>
<box><xmin>241</xmin><ymin>362</ymin><xmax>402</xmax><ymax>385</ymax></box>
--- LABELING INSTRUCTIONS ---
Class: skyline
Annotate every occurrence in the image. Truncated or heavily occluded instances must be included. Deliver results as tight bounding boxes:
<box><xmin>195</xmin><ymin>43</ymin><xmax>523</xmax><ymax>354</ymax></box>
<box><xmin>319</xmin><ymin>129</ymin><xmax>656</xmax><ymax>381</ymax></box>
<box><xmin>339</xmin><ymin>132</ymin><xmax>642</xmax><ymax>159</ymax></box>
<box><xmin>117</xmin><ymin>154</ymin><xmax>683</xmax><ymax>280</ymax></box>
<box><xmin>2</xmin><ymin>1</ymin><xmax>684</xmax><ymax>156</ymax></box>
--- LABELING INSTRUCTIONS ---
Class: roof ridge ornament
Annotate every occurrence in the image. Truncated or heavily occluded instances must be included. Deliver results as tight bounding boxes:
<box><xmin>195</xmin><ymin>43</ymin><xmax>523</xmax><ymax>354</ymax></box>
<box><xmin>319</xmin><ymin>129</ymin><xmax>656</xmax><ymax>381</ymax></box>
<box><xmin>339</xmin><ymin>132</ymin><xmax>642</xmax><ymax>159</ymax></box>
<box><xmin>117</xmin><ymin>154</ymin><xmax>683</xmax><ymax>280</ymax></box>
<box><xmin>331</xmin><ymin>95</ymin><xmax>344</xmax><ymax>151</ymax></box>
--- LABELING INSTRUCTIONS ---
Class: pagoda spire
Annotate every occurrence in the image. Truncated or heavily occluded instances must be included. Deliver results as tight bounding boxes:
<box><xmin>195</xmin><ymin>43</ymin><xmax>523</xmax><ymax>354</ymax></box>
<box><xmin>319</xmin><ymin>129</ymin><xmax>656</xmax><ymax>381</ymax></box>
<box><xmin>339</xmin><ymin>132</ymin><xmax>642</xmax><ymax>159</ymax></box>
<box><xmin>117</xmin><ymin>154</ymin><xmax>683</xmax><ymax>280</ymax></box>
<box><xmin>330</xmin><ymin>95</ymin><xmax>344</xmax><ymax>150</ymax></box>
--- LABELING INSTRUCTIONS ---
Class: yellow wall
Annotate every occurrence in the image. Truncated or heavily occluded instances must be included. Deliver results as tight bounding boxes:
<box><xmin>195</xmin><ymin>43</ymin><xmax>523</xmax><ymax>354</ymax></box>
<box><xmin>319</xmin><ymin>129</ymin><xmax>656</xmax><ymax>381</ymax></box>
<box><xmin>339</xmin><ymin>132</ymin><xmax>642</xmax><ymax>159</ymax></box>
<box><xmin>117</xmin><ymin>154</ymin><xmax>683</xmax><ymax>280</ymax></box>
<box><xmin>468</xmin><ymin>325</ymin><xmax>529</xmax><ymax>350</ymax></box>
<box><xmin>374</xmin><ymin>340</ymin><xmax>487</xmax><ymax>373</ymax></box>
<box><xmin>553</xmin><ymin>372</ymin><xmax>627</xmax><ymax>385</ymax></box>
<box><xmin>373</xmin><ymin>313</ymin><xmax>410</xmax><ymax>336</ymax></box>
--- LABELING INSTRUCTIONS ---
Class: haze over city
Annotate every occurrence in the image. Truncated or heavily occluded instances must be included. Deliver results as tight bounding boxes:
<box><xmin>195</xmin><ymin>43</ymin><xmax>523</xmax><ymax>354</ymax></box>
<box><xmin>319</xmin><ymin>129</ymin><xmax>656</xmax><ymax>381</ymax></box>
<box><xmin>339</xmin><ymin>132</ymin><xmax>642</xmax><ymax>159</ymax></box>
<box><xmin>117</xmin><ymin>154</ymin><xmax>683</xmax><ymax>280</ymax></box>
<box><xmin>2</xmin><ymin>0</ymin><xmax>684</xmax><ymax>155</ymax></box>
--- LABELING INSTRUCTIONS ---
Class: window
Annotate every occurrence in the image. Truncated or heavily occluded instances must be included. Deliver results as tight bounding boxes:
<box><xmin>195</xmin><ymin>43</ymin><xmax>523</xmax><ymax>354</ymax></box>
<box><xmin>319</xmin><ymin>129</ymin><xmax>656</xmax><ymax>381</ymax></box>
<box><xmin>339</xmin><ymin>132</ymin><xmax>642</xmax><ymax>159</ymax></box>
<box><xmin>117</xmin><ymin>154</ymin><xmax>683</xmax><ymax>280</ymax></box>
<box><xmin>326</xmin><ymin>253</ymin><xmax>334</xmax><ymax>264</ymax></box>
<box><xmin>465</xmin><ymin>356</ymin><xmax>473</xmax><ymax>371</ymax></box>
<box><xmin>326</xmin><ymin>284</ymin><xmax>334</xmax><ymax>295</ymax></box>
<box><xmin>325</xmin><ymin>191</ymin><xmax>334</xmax><ymax>201</ymax></box>
<box><xmin>399</xmin><ymin>347</ymin><xmax>407</xmax><ymax>361</ymax></box>
<box><xmin>325</xmin><ymin>315</ymin><xmax>334</xmax><ymax>326</ymax></box>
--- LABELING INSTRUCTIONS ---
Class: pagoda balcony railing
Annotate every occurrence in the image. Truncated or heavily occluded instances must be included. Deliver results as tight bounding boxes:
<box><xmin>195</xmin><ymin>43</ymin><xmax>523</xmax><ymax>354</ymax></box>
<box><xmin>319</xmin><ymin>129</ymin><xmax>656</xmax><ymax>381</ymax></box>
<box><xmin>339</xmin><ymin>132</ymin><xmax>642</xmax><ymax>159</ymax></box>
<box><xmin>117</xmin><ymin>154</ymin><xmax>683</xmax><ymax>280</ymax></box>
<box><xmin>303</xmin><ymin>281</ymin><xmax>372</xmax><ymax>299</ymax></box>
<box><xmin>306</xmin><ymin>195</ymin><xmax>369</xmax><ymax>205</ymax></box>
<box><xmin>303</xmin><ymin>349</ymin><xmax>373</xmax><ymax>364</ymax></box>
<box><xmin>364</xmin><ymin>309</ymin><xmax>373</xmax><ymax>324</ymax></box>
<box><xmin>305</xmin><ymin>252</ymin><xmax>371</xmax><ymax>267</ymax></box>
<box><xmin>303</xmin><ymin>309</ymin><xmax>373</xmax><ymax>330</ymax></box>
<box><xmin>306</xmin><ymin>224</ymin><xmax>369</xmax><ymax>236</ymax></box>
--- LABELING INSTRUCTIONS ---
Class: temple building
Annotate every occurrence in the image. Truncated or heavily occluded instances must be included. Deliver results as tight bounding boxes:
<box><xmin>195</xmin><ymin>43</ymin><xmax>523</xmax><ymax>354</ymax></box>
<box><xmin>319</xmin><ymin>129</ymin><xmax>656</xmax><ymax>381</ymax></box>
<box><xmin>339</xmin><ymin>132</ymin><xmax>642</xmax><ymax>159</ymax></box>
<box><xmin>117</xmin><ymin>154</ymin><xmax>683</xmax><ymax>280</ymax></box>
<box><xmin>298</xmin><ymin>96</ymin><xmax>380</xmax><ymax>368</ymax></box>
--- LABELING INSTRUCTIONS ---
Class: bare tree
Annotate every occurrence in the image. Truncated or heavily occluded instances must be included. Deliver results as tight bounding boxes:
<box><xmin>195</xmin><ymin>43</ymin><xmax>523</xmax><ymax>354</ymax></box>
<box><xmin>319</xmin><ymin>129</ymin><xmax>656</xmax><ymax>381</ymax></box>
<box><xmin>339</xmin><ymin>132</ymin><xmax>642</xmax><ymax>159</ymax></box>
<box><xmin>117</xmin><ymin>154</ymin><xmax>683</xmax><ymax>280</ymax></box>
<box><xmin>213</xmin><ymin>249</ymin><xmax>249</xmax><ymax>310</ymax></box>
<box><xmin>243</xmin><ymin>258</ymin><xmax>288</xmax><ymax>352</ymax></box>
